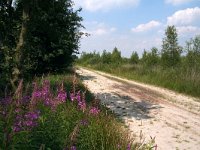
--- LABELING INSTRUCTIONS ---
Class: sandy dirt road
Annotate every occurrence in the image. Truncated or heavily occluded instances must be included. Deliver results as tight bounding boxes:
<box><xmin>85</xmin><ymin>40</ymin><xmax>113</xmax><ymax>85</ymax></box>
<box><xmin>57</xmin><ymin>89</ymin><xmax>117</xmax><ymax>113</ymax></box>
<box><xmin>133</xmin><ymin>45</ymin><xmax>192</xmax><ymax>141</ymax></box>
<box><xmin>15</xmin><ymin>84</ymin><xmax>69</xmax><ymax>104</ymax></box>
<box><xmin>76</xmin><ymin>68</ymin><xmax>200</xmax><ymax>150</ymax></box>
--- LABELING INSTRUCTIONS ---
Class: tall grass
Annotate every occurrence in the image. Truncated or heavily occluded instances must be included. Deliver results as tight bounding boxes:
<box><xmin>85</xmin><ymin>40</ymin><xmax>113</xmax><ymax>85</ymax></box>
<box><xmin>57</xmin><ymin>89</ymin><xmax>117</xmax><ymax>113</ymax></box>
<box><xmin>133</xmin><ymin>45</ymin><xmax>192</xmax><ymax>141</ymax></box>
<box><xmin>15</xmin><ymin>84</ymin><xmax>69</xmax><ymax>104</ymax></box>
<box><xmin>0</xmin><ymin>74</ymin><xmax>154</xmax><ymax>149</ymax></box>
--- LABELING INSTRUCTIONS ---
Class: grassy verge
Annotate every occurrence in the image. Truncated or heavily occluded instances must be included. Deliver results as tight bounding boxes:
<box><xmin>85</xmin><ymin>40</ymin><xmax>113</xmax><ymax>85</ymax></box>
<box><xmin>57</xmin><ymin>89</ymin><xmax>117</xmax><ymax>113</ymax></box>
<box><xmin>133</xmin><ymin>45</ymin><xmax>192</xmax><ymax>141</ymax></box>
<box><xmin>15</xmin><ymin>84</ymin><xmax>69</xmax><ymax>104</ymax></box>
<box><xmin>0</xmin><ymin>73</ymin><xmax>154</xmax><ymax>149</ymax></box>
<box><xmin>78</xmin><ymin>63</ymin><xmax>200</xmax><ymax>98</ymax></box>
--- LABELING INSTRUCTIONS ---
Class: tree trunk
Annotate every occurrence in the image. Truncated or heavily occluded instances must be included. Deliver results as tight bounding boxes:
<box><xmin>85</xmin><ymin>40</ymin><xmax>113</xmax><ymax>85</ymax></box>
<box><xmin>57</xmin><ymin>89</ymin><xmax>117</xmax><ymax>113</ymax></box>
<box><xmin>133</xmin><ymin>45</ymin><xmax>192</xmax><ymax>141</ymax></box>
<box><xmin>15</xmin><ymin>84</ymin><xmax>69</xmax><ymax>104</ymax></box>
<box><xmin>11</xmin><ymin>1</ymin><xmax>29</xmax><ymax>90</ymax></box>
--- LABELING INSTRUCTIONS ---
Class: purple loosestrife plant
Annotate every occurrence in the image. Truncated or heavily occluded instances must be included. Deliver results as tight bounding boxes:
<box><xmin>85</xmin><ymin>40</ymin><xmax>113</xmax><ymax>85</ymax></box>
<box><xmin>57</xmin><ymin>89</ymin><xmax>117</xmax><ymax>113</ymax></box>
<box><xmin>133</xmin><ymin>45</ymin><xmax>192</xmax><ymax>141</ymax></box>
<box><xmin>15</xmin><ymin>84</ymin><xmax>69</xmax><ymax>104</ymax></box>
<box><xmin>57</xmin><ymin>91</ymin><xmax>67</xmax><ymax>103</ymax></box>
<box><xmin>89</xmin><ymin>107</ymin><xmax>100</xmax><ymax>115</ymax></box>
<box><xmin>80</xmin><ymin>119</ymin><xmax>88</xmax><ymax>126</ymax></box>
<box><xmin>41</xmin><ymin>80</ymin><xmax>51</xmax><ymax>101</ymax></box>
<box><xmin>0</xmin><ymin>97</ymin><xmax>12</xmax><ymax>107</ymax></box>
<box><xmin>70</xmin><ymin>93</ymin><xmax>76</xmax><ymax>102</ymax></box>
<box><xmin>127</xmin><ymin>143</ymin><xmax>131</xmax><ymax>150</ymax></box>
<box><xmin>57</xmin><ymin>82</ymin><xmax>67</xmax><ymax>103</ymax></box>
<box><xmin>76</xmin><ymin>91</ymin><xmax>81</xmax><ymax>103</ymax></box>
<box><xmin>13</xmin><ymin>110</ymin><xmax>40</xmax><ymax>132</ymax></box>
<box><xmin>71</xmin><ymin>146</ymin><xmax>76</xmax><ymax>150</ymax></box>
<box><xmin>80</xmin><ymin>92</ymin><xmax>86</xmax><ymax>112</ymax></box>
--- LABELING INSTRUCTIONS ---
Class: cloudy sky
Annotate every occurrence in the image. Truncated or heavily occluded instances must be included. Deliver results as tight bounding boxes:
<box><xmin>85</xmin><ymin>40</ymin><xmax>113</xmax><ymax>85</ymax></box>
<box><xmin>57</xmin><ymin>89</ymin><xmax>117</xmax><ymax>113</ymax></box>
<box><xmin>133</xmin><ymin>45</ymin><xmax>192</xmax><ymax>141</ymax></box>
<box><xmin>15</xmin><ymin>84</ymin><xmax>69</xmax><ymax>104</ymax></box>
<box><xmin>74</xmin><ymin>0</ymin><xmax>200</xmax><ymax>57</ymax></box>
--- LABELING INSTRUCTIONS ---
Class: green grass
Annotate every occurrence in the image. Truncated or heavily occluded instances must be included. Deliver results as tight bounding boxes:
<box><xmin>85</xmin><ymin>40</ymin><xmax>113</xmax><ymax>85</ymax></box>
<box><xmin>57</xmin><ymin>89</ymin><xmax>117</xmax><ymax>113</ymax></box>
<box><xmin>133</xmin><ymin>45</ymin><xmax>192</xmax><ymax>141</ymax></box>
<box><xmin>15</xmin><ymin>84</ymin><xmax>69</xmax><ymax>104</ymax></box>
<box><xmin>78</xmin><ymin>63</ymin><xmax>200</xmax><ymax>99</ymax></box>
<box><xmin>0</xmin><ymin>73</ymin><xmax>154</xmax><ymax>150</ymax></box>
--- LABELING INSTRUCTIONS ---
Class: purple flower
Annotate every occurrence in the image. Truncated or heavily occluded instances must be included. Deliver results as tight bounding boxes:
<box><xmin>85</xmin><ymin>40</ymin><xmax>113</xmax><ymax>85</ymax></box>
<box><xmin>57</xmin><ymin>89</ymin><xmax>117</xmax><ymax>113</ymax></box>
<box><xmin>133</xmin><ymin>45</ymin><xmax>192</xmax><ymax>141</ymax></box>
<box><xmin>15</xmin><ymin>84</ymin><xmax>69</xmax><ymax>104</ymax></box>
<box><xmin>24</xmin><ymin>120</ymin><xmax>34</xmax><ymax>126</ymax></box>
<box><xmin>32</xmin><ymin>91</ymin><xmax>42</xmax><ymax>98</ymax></box>
<box><xmin>25</xmin><ymin>111</ymin><xmax>40</xmax><ymax>120</ymax></box>
<box><xmin>57</xmin><ymin>91</ymin><xmax>67</xmax><ymax>102</ymax></box>
<box><xmin>13</xmin><ymin>115</ymin><xmax>23</xmax><ymax>132</ymax></box>
<box><xmin>44</xmin><ymin>97</ymin><xmax>51</xmax><ymax>106</ymax></box>
<box><xmin>13</xmin><ymin>126</ymin><xmax>21</xmax><ymax>132</ymax></box>
<box><xmin>70</xmin><ymin>93</ymin><xmax>76</xmax><ymax>102</ymax></box>
<box><xmin>41</xmin><ymin>80</ymin><xmax>50</xmax><ymax>98</ymax></box>
<box><xmin>127</xmin><ymin>143</ymin><xmax>131</xmax><ymax>150</ymax></box>
<box><xmin>76</xmin><ymin>91</ymin><xmax>81</xmax><ymax>102</ymax></box>
<box><xmin>89</xmin><ymin>107</ymin><xmax>100</xmax><ymax>115</ymax></box>
<box><xmin>80</xmin><ymin>119</ymin><xmax>88</xmax><ymax>126</ymax></box>
<box><xmin>71</xmin><ymin>146</ymin><xmax>76</xmax><ymax>150</ymax></box>
<box><xmin>78</xmin><ymin>101</ymin><xmax>86</xmax><ymax>111</ymax></box>
<box><xmin>13</xmin><ymin>110</ymin><xmax>40</xmax><ymax>132</ymax></box>
<box><xmin>0</xmin><ymin>97</ymin><xmax>12</xmax><ymax>106</ymax></box>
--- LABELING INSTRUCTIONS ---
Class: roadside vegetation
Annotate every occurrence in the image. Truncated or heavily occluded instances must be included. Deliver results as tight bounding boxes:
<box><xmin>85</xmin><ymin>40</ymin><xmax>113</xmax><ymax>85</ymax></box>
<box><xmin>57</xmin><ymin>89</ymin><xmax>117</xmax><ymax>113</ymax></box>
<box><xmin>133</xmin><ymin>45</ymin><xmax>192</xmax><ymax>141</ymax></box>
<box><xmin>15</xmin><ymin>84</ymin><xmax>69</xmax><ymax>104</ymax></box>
<box><xmin>1</xmin><ymin>74</ymin><xmax>155</xmax><ymax>149</ymax></box>
<box><xmin>77</xmin><ymin>26</ymin><xmax>200</xmax><ymax>98</ymax></box>
<box><xmin>0</xmin><ymin>1</ymin><xmax>155</xmax><ymax>149</ymax></box>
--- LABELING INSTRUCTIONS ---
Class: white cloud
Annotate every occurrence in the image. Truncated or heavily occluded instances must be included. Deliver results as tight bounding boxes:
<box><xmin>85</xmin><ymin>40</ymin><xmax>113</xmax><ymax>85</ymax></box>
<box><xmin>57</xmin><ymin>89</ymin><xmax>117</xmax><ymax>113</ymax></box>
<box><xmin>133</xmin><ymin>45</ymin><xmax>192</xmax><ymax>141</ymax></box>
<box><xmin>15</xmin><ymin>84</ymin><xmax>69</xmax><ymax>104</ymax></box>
<box><xmin>110</xmin><ymin>27</ymin><xmax>117</xmax><ymax>32</ymax></box>
<box><xmin>73</xmin><ymin>0</ymin><xmax>140</xmax><ymax>11</ymax></box>
<box><xmin>167</xmin><ymin>7</ymin><xmax>200</xmax><ymax>26</ymax></box>
<box><xmin>165</xmin><ymin>0</ymin><xmax>194</xmax><ymax>5</ymax></box>
<box><xmin>131</xmin><ymin>20</ymin><xmax>161</xmax><ymax>32</ymax></box>
<box><xmin>177</xmin><ymin>26</ymin><xmax>200</xmax><ymax>35</ymax></box>
<box><xmin>82</xmin><ymin>21</ymin><xmax>117</xmax><ymax>36</ymax></box>
<box><xmin>94</xmin><ymin>28</ymin><xmax>107</xmax><ymax>35</ymax></box>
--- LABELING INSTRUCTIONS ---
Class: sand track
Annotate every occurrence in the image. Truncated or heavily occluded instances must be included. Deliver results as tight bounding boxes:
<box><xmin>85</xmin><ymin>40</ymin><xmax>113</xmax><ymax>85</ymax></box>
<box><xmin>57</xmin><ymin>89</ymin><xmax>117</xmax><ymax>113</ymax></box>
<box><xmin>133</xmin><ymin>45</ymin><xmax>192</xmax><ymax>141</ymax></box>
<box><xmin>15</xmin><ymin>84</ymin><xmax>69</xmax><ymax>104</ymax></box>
<box><xmin>76</xmin><ymin>68</ymin><xmax>200</xmax><ymax>150</ymax></box>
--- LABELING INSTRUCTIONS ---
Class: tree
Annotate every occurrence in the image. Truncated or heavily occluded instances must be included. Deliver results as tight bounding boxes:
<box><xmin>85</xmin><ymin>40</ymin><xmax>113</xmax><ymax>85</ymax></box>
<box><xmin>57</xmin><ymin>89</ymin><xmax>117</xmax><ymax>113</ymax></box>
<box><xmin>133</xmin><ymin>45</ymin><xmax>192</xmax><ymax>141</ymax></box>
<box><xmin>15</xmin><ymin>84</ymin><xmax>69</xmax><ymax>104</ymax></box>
<box><xmin>141</xmin><ymin>49</ymin><xmax>147</xmax><ymax>64</ymax></box>
<box><xmin>101</xmin><ymin>50</ymin><xmax>112</xmax><ymax>64</ymax></box>
<box><xmin>11</xmin><ymin>0</ymin><xmax>31</xmax><ymax>89</ymax></box>
<box><xmin>161</xmin><ymin>25</ymin><xmax>182</xmax><ymax>67</ymax></box>
<box><xmin>185</xmin><ymin>35</ymin><xmax>200</xmax><ymax>68</ymax></box>
<box><xmin>0</xmin><ymin>0</ymin><xmax>21</xmax><ymax>89</ymax></box>
<box><xmin>148</xmin><ymin>47</ymin><xmax>159</xmax><ymax>66</ymax></box>
<box><xmin>0</xmin><ymin>0</ymin><xmax>83</xmax><ymax>91</ymax></box>
<box><xmin>22</xmin><ymin>0</ymin><xmax>83</xmax><ymax>75</ymax></box>
<box><xmin>130</xmin><ymin>51</ymin><xmax>139</xmax><ymax>64</ymax></box>
<box><xmin>111</xmin><ymin>47</ymin><xmax>121</xmax><ymax>63</ymax></box>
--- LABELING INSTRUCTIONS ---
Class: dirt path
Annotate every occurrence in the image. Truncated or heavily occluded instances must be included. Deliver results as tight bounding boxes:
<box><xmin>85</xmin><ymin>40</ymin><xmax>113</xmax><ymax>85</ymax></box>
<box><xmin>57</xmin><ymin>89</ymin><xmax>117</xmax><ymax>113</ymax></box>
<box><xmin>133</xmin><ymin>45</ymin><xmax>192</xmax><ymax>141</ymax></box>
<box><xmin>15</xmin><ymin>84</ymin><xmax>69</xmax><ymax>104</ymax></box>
<box><xmin>76</xmin><ymin>68</ymin><xmax>200</xmax><ymax>150</ymax></box>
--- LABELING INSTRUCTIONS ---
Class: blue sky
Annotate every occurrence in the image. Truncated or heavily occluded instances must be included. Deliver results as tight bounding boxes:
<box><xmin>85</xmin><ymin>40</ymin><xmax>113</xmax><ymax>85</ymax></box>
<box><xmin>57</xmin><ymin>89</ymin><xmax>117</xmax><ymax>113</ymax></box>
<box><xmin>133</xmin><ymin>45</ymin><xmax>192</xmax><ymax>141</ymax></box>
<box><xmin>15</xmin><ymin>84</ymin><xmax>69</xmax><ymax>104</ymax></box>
<box><xmin>74</xmin><ymin>0</ymin><xmax>200</xmax><ymax>57</ymax></box>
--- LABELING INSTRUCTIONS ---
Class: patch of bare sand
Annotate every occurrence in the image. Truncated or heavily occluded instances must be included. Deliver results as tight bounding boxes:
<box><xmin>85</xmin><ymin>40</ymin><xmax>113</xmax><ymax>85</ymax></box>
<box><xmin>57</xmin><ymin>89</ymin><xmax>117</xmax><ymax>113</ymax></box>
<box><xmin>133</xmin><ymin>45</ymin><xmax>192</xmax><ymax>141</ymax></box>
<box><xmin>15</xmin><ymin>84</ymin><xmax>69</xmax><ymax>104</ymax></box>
<box><xmin>76</xmin><ymin>68</ymin><xmax>200</xmax><ymax>150</ymax></box>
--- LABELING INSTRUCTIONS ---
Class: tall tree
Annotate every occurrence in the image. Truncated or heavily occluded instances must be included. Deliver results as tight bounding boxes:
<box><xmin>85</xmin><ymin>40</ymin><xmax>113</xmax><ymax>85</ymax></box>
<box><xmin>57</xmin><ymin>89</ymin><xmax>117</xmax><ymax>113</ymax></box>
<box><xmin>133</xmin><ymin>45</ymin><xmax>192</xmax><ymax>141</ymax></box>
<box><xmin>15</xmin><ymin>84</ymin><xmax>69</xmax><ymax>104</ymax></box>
<box><xmin>11</xmin><ymin>0</ymin><xmax>30</xmax><ymax>89</ymax></box>
<box><xmin>130</xmin><ymin>51</ymin><xmax>139</xmax><ymax>64</ymax></box>
<box><xmin>0</xmin><ymin>0</ymin><xmax>83</xmax><ymax>92</ymax></box>
<box><xmin>185</xmin><ymin>35</ymin><xmax>200</xmax><ymax>68</ymax></box>
<box><xmin>111</xmin><ymin>47</ymin><xmax>121</xmax><ymax>63</ymax></box>
<box><xmin>101</xmin><ymin>50</ymin><xmax>112</xmax><ymax>64</ymax></box>
<box><xmin>0</xmin><ymin>0</ymin><xmax>20</xmax><ymax>90</ymax></box>
<box><xmin>161</xmin><ymin>25</ymin><xmax>182</xmax><ymax>67</ymax></box>
<box><xmin>22</xmin><ymin>0</ymin><xmax>83</xmax><ymax>75</ymax></box>
<box><xmin>141</xmin><ymin>49</ymin><xmax>147</xmax><ymax>64</ymax></box>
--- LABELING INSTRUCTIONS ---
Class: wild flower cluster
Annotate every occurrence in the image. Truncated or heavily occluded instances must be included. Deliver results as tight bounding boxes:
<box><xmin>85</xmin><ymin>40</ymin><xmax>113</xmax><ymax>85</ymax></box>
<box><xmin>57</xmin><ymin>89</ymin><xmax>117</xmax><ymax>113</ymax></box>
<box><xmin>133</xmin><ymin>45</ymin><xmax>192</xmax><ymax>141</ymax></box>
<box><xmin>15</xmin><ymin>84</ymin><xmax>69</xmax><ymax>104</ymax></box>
<box><xmin>0</xmin><ymin>79</ymin><xmax>101</xmax><ymax>149</ymax></box>
<box><xmin>0</xmin><ymin>76</ymin><xmax>150</xmax><ymax>150</ymax></box>
<box><xmin>31</xmin><ymin>80</ymin><xmax>67</xmax><ymax>110</ymax></box>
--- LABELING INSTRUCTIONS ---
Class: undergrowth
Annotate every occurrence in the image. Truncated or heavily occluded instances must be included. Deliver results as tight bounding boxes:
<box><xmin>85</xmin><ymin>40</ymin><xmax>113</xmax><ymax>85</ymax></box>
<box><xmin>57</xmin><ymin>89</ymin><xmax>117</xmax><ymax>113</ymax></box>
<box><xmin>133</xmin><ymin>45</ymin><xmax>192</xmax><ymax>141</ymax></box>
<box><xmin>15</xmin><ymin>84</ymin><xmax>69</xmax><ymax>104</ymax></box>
<box><xmin>0</xmin><ymin>74</ymin><xmax>155</xmax><ymax>150</ymax></box>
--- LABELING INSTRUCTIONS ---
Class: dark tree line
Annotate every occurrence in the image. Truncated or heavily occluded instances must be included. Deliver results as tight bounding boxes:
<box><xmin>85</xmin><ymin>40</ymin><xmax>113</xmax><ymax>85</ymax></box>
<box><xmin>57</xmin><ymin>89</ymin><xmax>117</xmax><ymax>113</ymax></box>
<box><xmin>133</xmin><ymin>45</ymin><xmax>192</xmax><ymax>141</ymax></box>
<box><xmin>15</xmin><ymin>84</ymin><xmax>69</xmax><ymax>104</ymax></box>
<box><xmin>0</xmin><ymin>0</ymin><xmax>83</xmax><ymax>92</ymax></box>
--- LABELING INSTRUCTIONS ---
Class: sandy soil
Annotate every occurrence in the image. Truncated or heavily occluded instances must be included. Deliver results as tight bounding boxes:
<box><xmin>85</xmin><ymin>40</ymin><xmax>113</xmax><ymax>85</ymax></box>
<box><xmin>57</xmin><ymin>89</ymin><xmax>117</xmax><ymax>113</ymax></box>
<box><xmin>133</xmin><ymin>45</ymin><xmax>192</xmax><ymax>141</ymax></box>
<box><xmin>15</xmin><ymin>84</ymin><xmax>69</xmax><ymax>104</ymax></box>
<box><xmin>76</xmin><ymin>68</ymin><xmax>200</xmax><ymax>150</ymax></box>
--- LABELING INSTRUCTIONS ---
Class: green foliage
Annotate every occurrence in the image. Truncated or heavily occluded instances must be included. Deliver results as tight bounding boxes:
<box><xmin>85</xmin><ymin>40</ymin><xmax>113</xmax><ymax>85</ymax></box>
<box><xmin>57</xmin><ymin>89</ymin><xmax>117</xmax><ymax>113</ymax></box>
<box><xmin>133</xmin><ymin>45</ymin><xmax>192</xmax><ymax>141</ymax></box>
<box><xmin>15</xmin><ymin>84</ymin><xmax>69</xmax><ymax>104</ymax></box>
<box><xmin>21</xmin><ymin>0</ymin><xmax>83</xmax><ymax>74</ymax></box>
<box><xmin>130</xmin><ymin>51</ymin><xmax>139</xmax><ymax>64</ymax></box>
<box><xmin>0</xmin><ymin>0</ymin><xmax>83</xmax><ymax>94</ymax></box>
<box><xmin>142</xmin><ymin>47</ymin><xmax>159</xmax><ymax>66</ymax></box>
<box><xmin>77</xmin><ymin>51</ymin><xmax>101</xmax><ymax>66</ymax></box>
<box><xmin>101</xmin><ymin>50</ymin><xmax>112</xmax><ymax>64</ymax></box>
<box><xmin>161</xmin><ymin>26</ymin><xmax>182</xmax><ymax>67</ymax></box>
<box><xmin>185</xmin><ymin>35</ymin><xmax>200</xmax><ymax>69</ymax></box>
<box><xmin>111</xmin><ymin>47</ymin><xmax>122</xmax><ymax>63</ymax></box>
